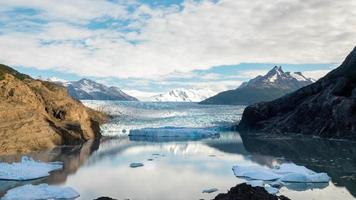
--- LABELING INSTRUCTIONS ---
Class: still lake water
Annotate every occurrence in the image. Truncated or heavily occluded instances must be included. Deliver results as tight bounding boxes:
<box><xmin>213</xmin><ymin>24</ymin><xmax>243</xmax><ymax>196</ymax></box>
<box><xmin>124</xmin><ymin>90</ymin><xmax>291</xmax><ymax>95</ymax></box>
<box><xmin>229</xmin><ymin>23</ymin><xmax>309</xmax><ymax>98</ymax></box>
<box><xmin>0</xmin><ymin>101</ymin><xmax>356</xmax><ymax>200</ymax></box>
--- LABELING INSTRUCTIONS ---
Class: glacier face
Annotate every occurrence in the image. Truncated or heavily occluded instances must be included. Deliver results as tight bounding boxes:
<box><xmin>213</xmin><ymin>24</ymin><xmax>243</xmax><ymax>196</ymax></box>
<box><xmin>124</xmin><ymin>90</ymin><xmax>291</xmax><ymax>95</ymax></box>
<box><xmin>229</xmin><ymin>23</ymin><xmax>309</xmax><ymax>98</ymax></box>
<box><xmin>82</xmin><ymin>101</ymin><xmax>245</xmax><ymax>136</ymax></box>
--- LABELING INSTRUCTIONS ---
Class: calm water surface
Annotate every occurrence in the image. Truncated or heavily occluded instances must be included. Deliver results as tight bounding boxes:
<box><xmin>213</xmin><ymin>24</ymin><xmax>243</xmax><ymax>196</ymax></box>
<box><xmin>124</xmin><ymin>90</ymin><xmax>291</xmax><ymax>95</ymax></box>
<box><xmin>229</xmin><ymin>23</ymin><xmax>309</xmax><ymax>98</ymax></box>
<box><xmin>0</xmin><ymin>101</ymin><xmax>355</xmax><ymax>200</ymax></box>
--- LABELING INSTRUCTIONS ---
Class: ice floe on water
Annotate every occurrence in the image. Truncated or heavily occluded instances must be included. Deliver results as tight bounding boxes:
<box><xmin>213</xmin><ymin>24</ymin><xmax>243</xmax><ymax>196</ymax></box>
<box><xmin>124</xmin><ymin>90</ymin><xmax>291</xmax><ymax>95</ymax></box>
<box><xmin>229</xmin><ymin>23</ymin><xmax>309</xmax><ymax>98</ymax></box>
<box><xmin>233</xmin><ymin>163</ymin><xmax>330</xmax><ymax>194</ymax></box>
<box><xmin>129</xmin><ymin>127</ymin><xmax>219</xmax><ymax>141</ymax></box>
<box><xmin>202</xmin><ymin>188</ymin><xmax>218</xmax><ymax>193</ymax></box>
<box><xmin>0</xmin><ymin>156</ymin><xmax>62</xmax><ymax>181</ymax></box>
<box><xmin>130</xmin><ymin>163</ymin><xmax>144</xmax><ymax>168</ymax></box>
<box><xmin>2</xmin><ymin>184</ymin><xmax>79</xmax><ymax>200</ymax></box>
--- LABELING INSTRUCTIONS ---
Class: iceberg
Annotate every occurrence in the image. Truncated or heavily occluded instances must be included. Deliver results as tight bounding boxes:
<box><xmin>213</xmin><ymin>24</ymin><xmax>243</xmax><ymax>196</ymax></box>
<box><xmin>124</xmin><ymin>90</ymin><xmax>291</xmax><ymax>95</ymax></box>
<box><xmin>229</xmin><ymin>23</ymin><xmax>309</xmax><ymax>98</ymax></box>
<box><xmin>129</xmin><ymin>127</ymin><xmax>219</xmax><ymax>140</ymax></box>
<box><xmin>2</xmin><ymin>184</ymin><xmax>79</xmax><ymax>200</ymax></box>
<box><xmin>233</xmin><ymin>163</ymin><xmax>331</xmax><ymax>195</ymax></box>
<box><xmin>0</xmin><ymin>156</ymin><xmax>62</xmax><ymax>181</ymax></box>
<box><xmin>233</xmin><ymin>166</ymin><xmax>281</xmax><ymax>181</ymax></box>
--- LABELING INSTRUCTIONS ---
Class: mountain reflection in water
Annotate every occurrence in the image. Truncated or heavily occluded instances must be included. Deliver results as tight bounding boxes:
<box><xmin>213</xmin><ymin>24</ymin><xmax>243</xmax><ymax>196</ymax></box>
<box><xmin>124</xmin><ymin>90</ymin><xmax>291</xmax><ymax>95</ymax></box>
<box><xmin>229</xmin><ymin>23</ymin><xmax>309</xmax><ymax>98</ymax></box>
<box><xmin>0</xmin><ymin>132</ymin><xmax>355</xmax><ymax>200</ymax></box>
<box><xmin>238</xmin><ymin>134</ymin><xmax>356</xmax><ymax>198</ymax></box>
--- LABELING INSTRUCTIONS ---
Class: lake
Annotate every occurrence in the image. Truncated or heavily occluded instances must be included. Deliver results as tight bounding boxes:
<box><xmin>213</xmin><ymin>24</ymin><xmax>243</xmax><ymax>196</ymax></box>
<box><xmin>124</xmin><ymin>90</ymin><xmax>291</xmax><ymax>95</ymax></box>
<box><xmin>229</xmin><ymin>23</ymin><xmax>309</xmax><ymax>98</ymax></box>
<box><xmin>0</xmin><ymin>101</ymin><xmax>355</xmax><ymax>200</ymax></box>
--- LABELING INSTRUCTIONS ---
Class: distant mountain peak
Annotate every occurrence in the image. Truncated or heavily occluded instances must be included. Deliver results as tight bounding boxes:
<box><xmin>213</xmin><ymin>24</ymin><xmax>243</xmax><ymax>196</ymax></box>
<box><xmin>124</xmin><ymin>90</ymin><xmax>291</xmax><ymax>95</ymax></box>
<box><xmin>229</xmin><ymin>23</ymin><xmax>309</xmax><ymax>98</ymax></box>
<box><xmin>239</xmin><ymin>66</ymin><xmax>313</xmax><ymax>90</ymax></box>
<box><xmin>201</xmin><ymin>66</ymin><xmax>315</xmax><ymax>105</ymax></box>
<box><xmin>149</xmin><ymin>88</ymin><xmax>217</xmax><ymax>102</ymax></box>
<box><xmin>49</xmin><ymin>78</ymin><xmax>138</xmax><ymax>101</ymax></box>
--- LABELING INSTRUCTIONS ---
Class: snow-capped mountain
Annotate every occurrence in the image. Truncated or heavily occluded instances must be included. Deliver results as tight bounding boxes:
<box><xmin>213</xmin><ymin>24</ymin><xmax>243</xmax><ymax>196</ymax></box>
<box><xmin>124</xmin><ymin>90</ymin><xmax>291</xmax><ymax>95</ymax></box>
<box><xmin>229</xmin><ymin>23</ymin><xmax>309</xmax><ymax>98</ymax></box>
<box><xmin>149</xmin><ymin>88</ymin><xmax>217</xmax><ymax>102</ymax></box>
<box><xmin>239</xmin><ymin>66</ymin><xmax>314</xmax><ymax>90</ymax></box>
<box><xmin>54</xmin><ymin>78</ymin><xmax>138</xmax><ymax>101</ymax></box>
<box><xmin>201</xmin><ymin>66</ymin><xmax>314</xmax><ymax>105</ymax></box>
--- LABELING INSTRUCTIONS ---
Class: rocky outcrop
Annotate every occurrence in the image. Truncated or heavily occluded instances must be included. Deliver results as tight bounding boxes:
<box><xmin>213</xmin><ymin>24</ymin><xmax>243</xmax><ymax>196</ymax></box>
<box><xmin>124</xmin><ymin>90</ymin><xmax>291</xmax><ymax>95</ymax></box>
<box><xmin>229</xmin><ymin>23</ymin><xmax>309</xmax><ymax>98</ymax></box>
<box><xmin>0</xmin><ymin>64</ymin><xmax>107</xmax><ymax>155</ymax></box>
<box><xmin>237</xmin><ymin>47</ymin><xmax>356</xmax><ymax>139</ymax></box>
<box><xmin>213</xmin><ymin>183</ymin><xmax>291</xmax><ymax>200</ymax></box>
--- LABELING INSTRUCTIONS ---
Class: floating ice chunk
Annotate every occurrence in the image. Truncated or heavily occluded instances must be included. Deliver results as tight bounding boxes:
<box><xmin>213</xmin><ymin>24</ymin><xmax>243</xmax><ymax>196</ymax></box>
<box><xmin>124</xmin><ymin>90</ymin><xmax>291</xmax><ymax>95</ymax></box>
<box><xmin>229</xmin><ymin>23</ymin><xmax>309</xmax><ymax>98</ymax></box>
<box><xmin>0</xmin><ymin>156</ymin><xmax>62</xmax><ymax>181</ymax></box>
<box><xmin>272</xmin><ymin>163</ymin><xmax>314</xmax><ymax>175</ymax></box>
<box><xmin>280</xmin><ymin>172</ymin><xmax>330</xmax><ymax>183</ymax></box>
<box><xmin>273</xmin><ymin>163</ymin><xmax>330</xmax><ymax>183</ymax></box>
<box><xmin>2</xmin><ymin>184</ymin><xmax>79</xmax><ymax>200</ymax></box>
<box><xmin>264</xmin><ymin>185</ymin><xmax>279</xmax><ymax>195</ymax></box>
<box><xmin>233</xmin><ymin>165</ymin><xmax>281</xmax><ymax>181</ymax></box>
<box><xmin>233</xmin><ymin>163</ymin><xmax>330</xmax><ymax>183</ymax></box>
<box><xmin>202</xmin><ymin>188</ymin><xmax>218</xmax><ymax>193</ymax></box>
<box><xmin>129</xmin><ymin>127</ymin><xmax>219</xmax><ymax>139</ymax></box>
<box><xmin>130</xmin><ymin>163</ymin><xmax>144</xmax><ymax>168</ymax></box>
<box><xmin>245</xmin><ymin>180</ymin><xmax>264</xmax><ymax>187</ymax></box>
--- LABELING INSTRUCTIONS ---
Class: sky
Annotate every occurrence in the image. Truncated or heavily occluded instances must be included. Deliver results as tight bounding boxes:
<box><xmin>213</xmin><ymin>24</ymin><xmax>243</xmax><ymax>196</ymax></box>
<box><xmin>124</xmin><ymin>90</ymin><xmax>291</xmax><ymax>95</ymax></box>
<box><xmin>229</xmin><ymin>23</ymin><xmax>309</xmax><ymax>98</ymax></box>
<box><xmin>0</xmin><ymin>0</ymin><xmax>355</xmax><ymax>96</ymax></box>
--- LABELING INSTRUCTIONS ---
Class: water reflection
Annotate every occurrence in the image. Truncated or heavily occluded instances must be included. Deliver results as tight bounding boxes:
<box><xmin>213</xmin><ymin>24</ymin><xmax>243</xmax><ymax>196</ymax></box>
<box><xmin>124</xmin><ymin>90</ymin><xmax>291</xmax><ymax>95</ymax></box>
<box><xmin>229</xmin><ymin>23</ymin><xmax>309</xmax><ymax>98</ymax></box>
<box><xmin>0</xmin><ymin>139</ymin><xmax>100</xmax><ymax>197</ymax></box>
<box><xmin>0</xmin><ymin>133</ymin><xmax>355</xmax><ymax>200</ymax></box>
<box><xmin>239</xmin><ymin>134</ymin><xmax>356</xmax><ymax>198</ymax></box>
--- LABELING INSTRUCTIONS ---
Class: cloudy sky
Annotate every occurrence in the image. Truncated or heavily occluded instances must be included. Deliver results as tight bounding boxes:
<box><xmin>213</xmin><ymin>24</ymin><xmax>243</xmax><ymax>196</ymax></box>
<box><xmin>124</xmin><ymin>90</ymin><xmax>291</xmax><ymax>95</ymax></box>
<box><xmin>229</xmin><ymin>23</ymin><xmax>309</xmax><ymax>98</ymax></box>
<box><xmin>0</xmin><ymin>0</ymin><xmax>355</xmax><ymax>96</ymax></box>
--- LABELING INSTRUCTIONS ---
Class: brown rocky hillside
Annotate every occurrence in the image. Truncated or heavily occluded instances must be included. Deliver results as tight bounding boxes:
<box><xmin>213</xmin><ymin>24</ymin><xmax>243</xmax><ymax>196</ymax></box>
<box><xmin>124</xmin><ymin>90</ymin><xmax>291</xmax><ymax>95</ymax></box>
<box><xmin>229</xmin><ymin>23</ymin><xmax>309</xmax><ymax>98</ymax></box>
<box><xmin>0</xmin><ymin>64</ymin><xmax>107</xmax><ymax>154</ymax></box>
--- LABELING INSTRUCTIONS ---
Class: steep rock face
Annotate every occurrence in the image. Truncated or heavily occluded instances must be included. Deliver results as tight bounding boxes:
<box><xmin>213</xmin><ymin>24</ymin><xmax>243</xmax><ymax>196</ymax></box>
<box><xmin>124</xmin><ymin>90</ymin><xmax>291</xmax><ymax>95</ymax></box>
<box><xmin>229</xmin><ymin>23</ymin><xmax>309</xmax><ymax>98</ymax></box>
<box><xmin>0</xmin><ymin>65</ymin><xmax>106</xmax><ymax>154</ymax></box>
<box><xmin>201</xmin><ymin>66</ymin><xmax>313</xmax><ymax>105</ymax></box>
<box><xmin>237</xmin><ymin>47</ymin><xmax>356</xmax><ymax>139</ymax></box>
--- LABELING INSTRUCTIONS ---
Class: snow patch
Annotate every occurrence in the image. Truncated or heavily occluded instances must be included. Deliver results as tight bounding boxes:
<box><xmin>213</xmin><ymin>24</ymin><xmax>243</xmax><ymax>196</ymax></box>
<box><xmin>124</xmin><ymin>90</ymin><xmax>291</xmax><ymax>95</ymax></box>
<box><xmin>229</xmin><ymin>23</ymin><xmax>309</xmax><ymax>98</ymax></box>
<box><xmin>2</xmin><ymin>184</ymin><xmax>79</xmax><ymax>200</ymax></box>
<box><xmin>0</xmin><ymin>156</ymin><xmax>62</xmax><ymax>181</ymax></box>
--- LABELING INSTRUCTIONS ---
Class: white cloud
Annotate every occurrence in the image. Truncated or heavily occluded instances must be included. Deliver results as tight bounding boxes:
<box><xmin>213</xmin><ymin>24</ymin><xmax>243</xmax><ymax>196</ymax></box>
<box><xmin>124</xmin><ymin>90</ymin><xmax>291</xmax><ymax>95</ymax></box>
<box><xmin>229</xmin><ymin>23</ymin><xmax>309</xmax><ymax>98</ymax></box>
<box><xmin>0</xmin><ymin>0</ymin><xmax>355</xmax><ymax>79</ymax></box>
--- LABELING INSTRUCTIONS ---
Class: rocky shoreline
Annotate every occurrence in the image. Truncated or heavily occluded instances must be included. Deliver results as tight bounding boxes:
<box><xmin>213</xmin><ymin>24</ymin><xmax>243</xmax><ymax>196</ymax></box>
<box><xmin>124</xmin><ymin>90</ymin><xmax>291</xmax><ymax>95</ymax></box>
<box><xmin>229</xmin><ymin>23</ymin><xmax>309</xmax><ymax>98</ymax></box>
<box><xmin>0</xmin><ymin>64</ymin><xmax>107</xmax><ymax>155</ymax></box>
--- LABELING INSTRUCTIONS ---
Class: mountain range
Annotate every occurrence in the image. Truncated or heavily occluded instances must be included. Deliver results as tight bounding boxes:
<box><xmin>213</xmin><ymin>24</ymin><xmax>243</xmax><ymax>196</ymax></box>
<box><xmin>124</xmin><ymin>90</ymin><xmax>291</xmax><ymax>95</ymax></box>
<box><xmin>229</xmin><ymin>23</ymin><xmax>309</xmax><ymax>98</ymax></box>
<box><xmin>148</xmin><ymin>88</ymin><xmax>217</xmax><ymax>102</ymax></box>
<box><xmin>52</xmin><ymin>78</ymin><xmax>138</xmax><ymax>101</ymax></box>
<box><xmin>200</xmin><ymin>66</ymin><xmax>314</xmax><ymax>105</ymax></box>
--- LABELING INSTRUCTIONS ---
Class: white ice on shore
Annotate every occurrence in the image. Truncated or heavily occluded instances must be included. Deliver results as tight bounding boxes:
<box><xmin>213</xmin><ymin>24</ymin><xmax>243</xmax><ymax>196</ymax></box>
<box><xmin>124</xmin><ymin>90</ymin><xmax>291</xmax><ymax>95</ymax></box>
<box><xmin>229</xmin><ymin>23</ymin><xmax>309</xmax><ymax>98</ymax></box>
<box><xmin>234</xmin><ymin>163</ymin><xmax>330</xmax><ymax>195</ymax></box>
<box><xmin>0</xmin><ymin>156</ymin><xmax>62</xmax><ymax>181</ymax></box>
<box><xmin>129</xmin><ymin>127</ymin><xmax>219</xmax><ymax>139</ymax></box>
<box><xmin>2</xmin><ymin>184</ymin><xmax>79</xmax><ymax>200</ymax></box>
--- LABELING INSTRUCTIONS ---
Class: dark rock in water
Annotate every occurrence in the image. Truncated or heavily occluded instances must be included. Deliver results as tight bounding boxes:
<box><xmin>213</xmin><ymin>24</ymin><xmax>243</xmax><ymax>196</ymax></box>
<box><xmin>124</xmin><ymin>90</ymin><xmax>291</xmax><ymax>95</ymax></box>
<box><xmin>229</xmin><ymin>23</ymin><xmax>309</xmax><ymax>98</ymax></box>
<box><xmin>237</xmin><ymin>47</ymin><xmax>356</xmax><ymax>139</ymax></box>
<box><xmin>93</xmin><ymin>197</ymin><xmax>118</xmax><ymax>200</ymax></box>
<box><xmin>213</xmin><ymin>183</ymin><xmax>291</xmax><ymax>200</ymax></box>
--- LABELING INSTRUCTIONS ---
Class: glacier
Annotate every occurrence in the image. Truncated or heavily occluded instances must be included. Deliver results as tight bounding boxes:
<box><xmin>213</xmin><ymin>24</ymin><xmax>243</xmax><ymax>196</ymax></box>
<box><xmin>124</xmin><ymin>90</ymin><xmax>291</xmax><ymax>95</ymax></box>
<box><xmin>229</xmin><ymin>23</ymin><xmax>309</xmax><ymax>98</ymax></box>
<box><xmin>0</xmin><ymin>156</ymin><xmax>62</xmax><ymax>181</ymax></box>
<box><xmin>233</xmin><ymin>163</ymin><xmax>330</xmax><ymax>194</ymax></box>
<box><xmin>2</xmin><ymin>184</ymin><xmax>79</xmax><ymax>200</ymax></box>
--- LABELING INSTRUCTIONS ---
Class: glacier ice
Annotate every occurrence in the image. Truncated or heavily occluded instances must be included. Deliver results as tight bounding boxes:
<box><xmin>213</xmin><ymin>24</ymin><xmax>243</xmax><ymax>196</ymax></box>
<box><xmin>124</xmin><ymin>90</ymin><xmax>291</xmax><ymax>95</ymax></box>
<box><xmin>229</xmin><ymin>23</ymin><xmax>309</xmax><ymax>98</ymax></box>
<box><xmin>0</xmin><ymin>156</ymin><xmax>62</xmax><ymax>181</ymax></box>
<box><xmin>2</xmin><ymin>184</ymin><xmax>79</xmax><ymax>200</ymax></box>
<box><xmin>129</xmin><ymin>127</ymin><xmax>219</xmax><ymax>139</ymax></box>
<box><xmin>233</xmin><ymin>163</ymin><xmax>330</xmax><ymax>195</ymax></box>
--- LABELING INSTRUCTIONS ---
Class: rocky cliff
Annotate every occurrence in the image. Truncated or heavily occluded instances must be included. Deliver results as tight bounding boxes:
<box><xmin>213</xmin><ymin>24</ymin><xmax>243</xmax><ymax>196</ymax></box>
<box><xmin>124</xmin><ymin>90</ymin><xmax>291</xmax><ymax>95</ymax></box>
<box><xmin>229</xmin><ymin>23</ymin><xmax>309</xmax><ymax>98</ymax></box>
<box><xmin>0</xmin><ymin>64</ymin><xmax>107</xmax><ymax>154</ymax></box>
<box><xmin>237</xmin><ymin>47</ymin><xmax>356</xmax><ymax>139</ymax></box>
